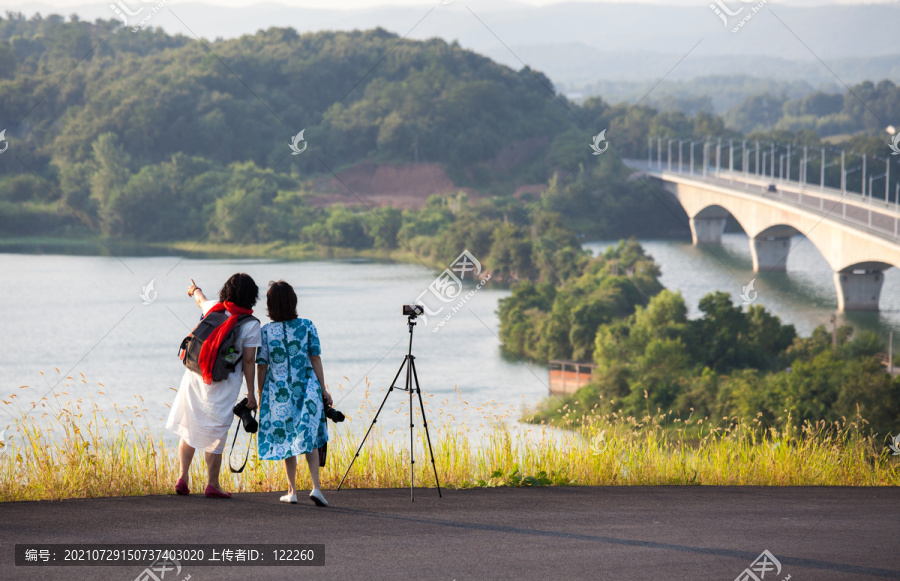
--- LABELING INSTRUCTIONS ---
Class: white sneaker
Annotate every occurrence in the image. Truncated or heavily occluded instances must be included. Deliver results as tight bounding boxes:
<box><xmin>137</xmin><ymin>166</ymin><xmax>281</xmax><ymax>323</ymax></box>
<box><xmin>280</xmin><ymin>492</ymin><xmax>297</xmax><ymax>504</ymax></box>
<box><xmin>309</xmin><ymin>489</ymin><xmax>328</xmax><ymax>507</ymax></box>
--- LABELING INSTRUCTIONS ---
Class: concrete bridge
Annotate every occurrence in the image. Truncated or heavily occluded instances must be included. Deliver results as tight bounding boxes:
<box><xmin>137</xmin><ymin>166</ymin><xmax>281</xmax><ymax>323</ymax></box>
<box><xmin>624</xmin><ymin>153</ymin><xmax>900</xmax><ymax>311</ymax></box>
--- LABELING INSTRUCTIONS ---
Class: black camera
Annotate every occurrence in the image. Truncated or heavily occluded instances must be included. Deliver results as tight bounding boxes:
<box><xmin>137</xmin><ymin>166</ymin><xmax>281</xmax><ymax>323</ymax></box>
<box><xmin>402</xmin><ymin>304</ymin><xmax>424</xmax><ymax>317</ymax></box>
<box><xmin>232</xmin><ymin>397</ymin><xmax>258</xmax><ymax>433</ymax></box>
<box><xmin>324</xmin><ymin>405</ymin><xmax>345</xmax><ymax>423</ymax></box>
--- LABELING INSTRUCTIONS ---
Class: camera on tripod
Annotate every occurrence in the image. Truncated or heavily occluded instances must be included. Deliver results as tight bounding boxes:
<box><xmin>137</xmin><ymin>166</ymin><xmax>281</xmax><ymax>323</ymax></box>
<box><xmin>338</xmin><ymin>303</ymin><xmax>442</xmax><ymax>500</ymax></box>
<box><xmin>402</xmin><ymin>304</ymin><xmax>424</xmax><ymax>317</ymax></box>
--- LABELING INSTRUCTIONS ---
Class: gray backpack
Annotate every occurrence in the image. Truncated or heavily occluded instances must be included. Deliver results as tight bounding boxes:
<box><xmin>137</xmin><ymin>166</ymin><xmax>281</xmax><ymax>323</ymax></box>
<box><xmin>179</xmin><ymin>311</ymin><xmax>256</xmax><ymax>382</ymax></box>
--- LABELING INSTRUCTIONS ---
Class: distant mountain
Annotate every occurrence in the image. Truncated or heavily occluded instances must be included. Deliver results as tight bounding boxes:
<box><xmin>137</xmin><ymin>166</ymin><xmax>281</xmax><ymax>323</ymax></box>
<box><xmin>480</xmin><ymin>43</ymin><xmax>900</xmax><ymax>91</ymax></box>
<box><xmin>7</xmin><ymin>1</ymin><xmax>897</xmax><ymax>111</ymax></box>
<box><xmin>569</xmin><ymin>75</ymin><xmax>826</xmax><ymax>115</ymax></box>
<box><xmin>8</xmin><ymin>2</ymin><xmax>899</xmax><ymax>60</ymax></box>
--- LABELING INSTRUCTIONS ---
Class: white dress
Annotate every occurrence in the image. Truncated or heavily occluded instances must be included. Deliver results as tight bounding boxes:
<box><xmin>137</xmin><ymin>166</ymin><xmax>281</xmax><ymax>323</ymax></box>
<box><xmin>166</xmin><ymin>300</ymin><xmax>262</xmax><ymax>454</ymax></box>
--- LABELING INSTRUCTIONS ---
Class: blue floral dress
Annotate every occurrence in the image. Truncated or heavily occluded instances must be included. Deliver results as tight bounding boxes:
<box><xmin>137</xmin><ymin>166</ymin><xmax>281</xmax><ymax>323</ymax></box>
<box><xmin>256</xmin><ymin>318</ymin><xmax>328</xmax><ymax>460</ymax></box>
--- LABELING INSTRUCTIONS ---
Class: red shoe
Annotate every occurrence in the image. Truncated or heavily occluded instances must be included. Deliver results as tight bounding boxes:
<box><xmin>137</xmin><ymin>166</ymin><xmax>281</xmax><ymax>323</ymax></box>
<box><xmin>175</xmin><ymin>478</ymin><xmax>190</xmax><ymax>495</ymax></box>
<box><xmin>204</xmin><ymin>484</ymin><xmax>232</xmax><ymax>499</ymax></box>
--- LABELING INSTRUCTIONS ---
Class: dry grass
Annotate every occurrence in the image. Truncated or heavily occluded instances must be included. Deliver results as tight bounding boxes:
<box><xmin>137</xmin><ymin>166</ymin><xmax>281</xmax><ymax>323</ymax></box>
<box><xmin>1</xmin><ymin>375</ymin><xmax>898</xmax><ymax>503</ymax></box>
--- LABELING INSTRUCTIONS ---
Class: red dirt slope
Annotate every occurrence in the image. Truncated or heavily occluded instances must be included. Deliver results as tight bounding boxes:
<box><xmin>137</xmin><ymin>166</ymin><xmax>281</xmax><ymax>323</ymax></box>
<box><xmin>311</xmin><ymin>162</ymin><xmax>473</xmax><ymax>210</ymax></box>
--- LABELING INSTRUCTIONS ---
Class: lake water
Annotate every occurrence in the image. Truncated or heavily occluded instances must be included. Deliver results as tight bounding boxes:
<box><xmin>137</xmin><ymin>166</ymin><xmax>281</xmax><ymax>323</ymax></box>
<box><xmin>0</xmin><ymin>253</ymin><xmax>546</xmax><ymax>443</ymax></box>
<box><xmin>3</xmin><ymin>233</ymin><xmax>898</xmax><ymax>445</ymax></box>
<box><xmin>586</xmin><ymin>234</ymin><xmax>900</xmax><ymax>339</ymax></box>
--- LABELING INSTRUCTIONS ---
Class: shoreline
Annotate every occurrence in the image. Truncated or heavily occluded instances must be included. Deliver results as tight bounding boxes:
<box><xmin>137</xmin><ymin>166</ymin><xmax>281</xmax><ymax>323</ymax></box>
<box><xmin>0</xmin><ymin>236</ymin><xmax>428</xmax><ymax>264</ymax></box>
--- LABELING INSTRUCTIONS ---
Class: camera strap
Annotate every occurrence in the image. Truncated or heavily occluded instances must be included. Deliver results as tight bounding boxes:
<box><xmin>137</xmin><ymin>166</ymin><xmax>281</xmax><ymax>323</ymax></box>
<box><xmin>228</xmin><ymin>411</ymin><xmax>256</xmax><ymax>474</ymax></box>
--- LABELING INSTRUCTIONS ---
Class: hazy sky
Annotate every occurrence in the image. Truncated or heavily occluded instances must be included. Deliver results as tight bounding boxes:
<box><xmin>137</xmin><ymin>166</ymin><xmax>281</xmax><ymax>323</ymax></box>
<box><xmin>1</xmin><ymin>0</ymin><xmax>894</xmax><ymax>9</ymax></box>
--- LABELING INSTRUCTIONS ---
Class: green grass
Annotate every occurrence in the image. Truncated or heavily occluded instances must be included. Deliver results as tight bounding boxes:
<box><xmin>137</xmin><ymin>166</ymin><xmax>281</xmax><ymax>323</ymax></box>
<box><xmin>1</xmin><ymin>376</ymin><xmax>898</xmax><ymax>503</ymax></box>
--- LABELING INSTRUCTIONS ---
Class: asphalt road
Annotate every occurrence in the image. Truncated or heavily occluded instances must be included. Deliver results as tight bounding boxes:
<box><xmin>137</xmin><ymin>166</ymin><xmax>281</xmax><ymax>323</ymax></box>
<box><xmin>1</xmin><ymin>486</ymin><xmax>899</xmax><ymax>580</ymax></box>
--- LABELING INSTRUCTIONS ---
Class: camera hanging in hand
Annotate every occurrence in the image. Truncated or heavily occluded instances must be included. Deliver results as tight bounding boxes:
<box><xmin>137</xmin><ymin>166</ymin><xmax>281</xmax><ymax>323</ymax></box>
<box><xmin>233</xmin><ymin>397</ymin><xmax>258</xmax><ymax>433</ymax></box>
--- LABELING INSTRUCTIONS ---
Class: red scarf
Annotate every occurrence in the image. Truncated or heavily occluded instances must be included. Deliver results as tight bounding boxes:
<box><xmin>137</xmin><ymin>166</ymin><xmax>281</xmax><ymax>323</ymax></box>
<box><xmin>198</xmin><ymin>301</ymin><xmax>253</xmax><ymax>384</ymax></box>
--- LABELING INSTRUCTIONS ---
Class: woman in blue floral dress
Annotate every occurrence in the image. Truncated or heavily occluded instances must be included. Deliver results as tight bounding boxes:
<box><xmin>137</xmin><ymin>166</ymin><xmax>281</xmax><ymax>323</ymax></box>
<box><xmin>256</xmin><ymin>281</ymin><xmax>333</xmax><ymax>506</ymax></box>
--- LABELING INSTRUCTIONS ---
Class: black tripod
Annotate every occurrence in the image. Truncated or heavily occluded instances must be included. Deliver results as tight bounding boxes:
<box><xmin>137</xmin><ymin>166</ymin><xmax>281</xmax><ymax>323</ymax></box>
<box><xmin>337</xmin><ymin>312</ymin><xmax>442</xmax><ymax>501</ymax></box>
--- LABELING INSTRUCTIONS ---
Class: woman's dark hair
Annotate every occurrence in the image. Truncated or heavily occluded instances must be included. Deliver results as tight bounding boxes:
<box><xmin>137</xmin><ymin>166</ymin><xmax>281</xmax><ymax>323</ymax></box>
<box><xmin>219</xmin><ymin>273</ymin><xmax>259</xmax><ymax>309</ymax></box>
<box><xmin>267</xmin><ymin>280</ymin><xmax>298</xmax><ymax>322</ymax></box>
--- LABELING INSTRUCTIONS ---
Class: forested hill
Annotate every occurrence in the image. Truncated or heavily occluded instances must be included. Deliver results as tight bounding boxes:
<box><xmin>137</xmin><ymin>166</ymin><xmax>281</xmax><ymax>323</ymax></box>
<box><xmin>0</xmin><ymin>16</ymin><xmax>573</xmax><ymax>182</ymax></box>
<box><xmin>1</xmin><ymin>14</ymin><xmax>896</xmax><ymax>248</ymax></box>
<box><xmin>0</xmin><ymin>13</ymin><xmax>690</xmax><ymax>250</ymax></box>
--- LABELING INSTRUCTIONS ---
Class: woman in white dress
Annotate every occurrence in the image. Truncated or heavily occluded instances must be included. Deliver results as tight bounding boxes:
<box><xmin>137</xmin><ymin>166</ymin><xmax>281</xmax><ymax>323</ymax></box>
<box><xmin>166</xmin><ymin>273</ymin><xmax>261</xmax><ymax>498</ymax></box>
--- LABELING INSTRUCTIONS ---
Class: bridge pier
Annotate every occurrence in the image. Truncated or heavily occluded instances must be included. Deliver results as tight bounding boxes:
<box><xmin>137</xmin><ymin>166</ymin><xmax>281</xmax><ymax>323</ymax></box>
<box><xmin>631</xmin><ymin>159</ymin><xmax>900</xmax><ymax>306</ymax></box>
<box><xmin>689</xmin><ymin>217</ymin><xmax>726</xmax><ymax>245</ymax></box>
<box><xmin>833</xmin><ymin>269</ymin><xmax>884</xmax><ymax>312</ymax></box>
<box><xmin>749</xmin><ymin>236</ymin><xmax>790</xmax><ymax>273</ymax></box>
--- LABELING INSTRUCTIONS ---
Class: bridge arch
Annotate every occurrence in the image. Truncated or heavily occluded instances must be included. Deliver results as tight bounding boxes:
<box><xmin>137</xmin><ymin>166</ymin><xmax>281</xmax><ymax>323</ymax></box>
<box><xmin>689</xmin><ymin>201</ymin><xmax>821</xmax><ymax>274</ymax></box>
<box><xmin>654</xmin><ymin>176</ymin><xmax>900</xmax><ymax>311</ymax></box>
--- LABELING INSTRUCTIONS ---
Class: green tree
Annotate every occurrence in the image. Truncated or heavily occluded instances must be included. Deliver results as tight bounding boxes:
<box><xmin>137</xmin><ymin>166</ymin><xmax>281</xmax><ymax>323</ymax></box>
<box><xmin>366</xmin><ymin>206</ymin><xmax>402</xmax><ymax>249</ymax></box>
<box><xmin>498</xmin><ymin>239</ymin><xmax>662</xmax><ymax>363</ymax></box>
<box><xmin>0</xmin><ymin>174</ymin><xmax>44</xmax><ymax>202</ymax></box>
<box><xmin>726</xmin><ymin>93</ymin><xmax>787</xmax><ymax>133</ymax></box>
<box><xmin>302</xmin><ymin>205</ymin><xmax>372</xmax><ymax>249</ymax></box>
<box><xmin>55</xmin><ymin>159</ymin><xmax>97</xmax><ymax>225</ymax></box>
<box><xmin>688</xmin><ymin>291</ymin><xmax>749</xmax><ymax>372</ymax></box>
<box><xmin>89</xmin><ymin>132</ymin><xmax>132</xmax><ymax>234</ymax></box>
<box><xmin>104</xmin><ymin>155</ymin><xmax>221</xmax><ymax>240</ymax></box>
<box><xmin>210</xmin><ymin>161</ymin><xmax>283</xmax><ymax>243</ymax></box>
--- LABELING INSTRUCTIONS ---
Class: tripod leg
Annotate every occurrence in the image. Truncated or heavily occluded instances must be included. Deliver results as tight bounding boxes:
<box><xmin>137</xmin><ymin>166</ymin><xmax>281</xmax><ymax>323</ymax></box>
<box><xmin>410</xmin><ymin>357</ymin><xmax>442</xmax><ymax>498</ymax></box>
<box><xmin>408</xmin><ymin>352</ymin><xmax>415</xmax><ymax>502</ymax></box>
<box><xmin>337</xmin><ymin>356</ymin><xmax>408</xmax><ymax>491</ymax></box>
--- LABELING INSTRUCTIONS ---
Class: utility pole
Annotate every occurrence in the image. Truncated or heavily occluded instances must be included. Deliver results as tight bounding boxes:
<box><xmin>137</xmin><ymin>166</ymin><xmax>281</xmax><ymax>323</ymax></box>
<box><xmin>756</xmin><ymin>140</ymin><xmax>760</xmax><ymax>177</ymax></box>
<box><xmin>803</xmin><ymin>145</ymin><xmax>808</xmax><ymax>187</ymax></box>
<box><xmin>668</xmin><ymin>139</ymin><xmax>672</xmax><ymax>172</ymax></box>
<box><xmin>841</xmin><ymin>150</ymin><xmax>845</xmax><ymax>194</ymax></box>
<box><xmin>890</xmin><ymin>331</ymin><xmax>894</xmax><ymax>375</ymax></box>
<box><xmin>770</xmin><ymin>143</ymin><xmax>775</xmax><ymax>178</ymax></box>
<box><xmin>690</xmin><ymin>141</ymin><xmax>695</xmax><ymax>176</ymax></box>
<box><xmin>862</xmin><ymin>154</ymin><xmax>866</xmax><ymax>198</ymax></box>
<box><xmin>821</xmin><ymin>148</ymin><xmax>825</xmax><ymax>191</ymax></box>
<box><xmin>831</xmin><ymin>314</ymin><xmax>838</xmax><ymax>353</ymax></box>
<box><xmin>742</xmin><ymin>139</ymin><xmax>748</xmax><ymax>180</ymax></box>
<box><xmin>716</xmin><ymin>137</ymin><xmax>721</xmax><ymax>175</ymax></box>
<box><xmin>703</xmin><ymin>141</ymin><xmax>708</xmax><ymax>178</ymax></box>
<box><xmin>729</xmin><ymin>139</ymin><xmax>734</xmax><ymax>177</ymax></box>
<box><xmin>787</xmin><ymin>143</ymin><xmax>791</xmax><ymax>182</ymax></box>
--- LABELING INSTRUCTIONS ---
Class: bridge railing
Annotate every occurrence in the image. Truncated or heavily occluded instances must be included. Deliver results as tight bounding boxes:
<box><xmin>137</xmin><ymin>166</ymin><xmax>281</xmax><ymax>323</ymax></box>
<box><xmin>646</xmin><ymin>136</ymin><xmax>898</xmax><ymax>207</ymax></box>
<box><xmin>636</xmin><ymin>137</ymin><xmax>900</xmax><ymax>241</ymax></box>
